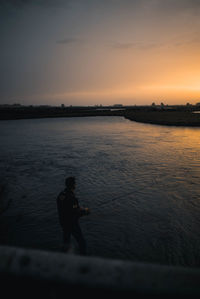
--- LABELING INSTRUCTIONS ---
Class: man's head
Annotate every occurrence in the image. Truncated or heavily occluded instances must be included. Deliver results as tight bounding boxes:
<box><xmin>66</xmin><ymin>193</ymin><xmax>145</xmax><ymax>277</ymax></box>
<box><xmin>65</xmin><ymin>176</ymin><xmax>76</xmax><ymax>190</ymax></box>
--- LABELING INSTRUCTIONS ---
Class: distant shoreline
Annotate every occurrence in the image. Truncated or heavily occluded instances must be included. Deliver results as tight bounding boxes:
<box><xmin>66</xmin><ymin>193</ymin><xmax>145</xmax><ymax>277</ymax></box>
<box><xmin>0</xmin><ymin>106</ymin><xmax>124</xmax><ymax>121</ymax></box>
<box><xmin>1</xmin><ymin>106</ymin><xmax>200</xmax><ymax>127</ymax></box>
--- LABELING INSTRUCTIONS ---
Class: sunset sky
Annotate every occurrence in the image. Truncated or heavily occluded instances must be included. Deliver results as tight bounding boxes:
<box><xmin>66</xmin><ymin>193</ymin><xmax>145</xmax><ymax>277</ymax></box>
<box><xmin>1</xmin><ymin>0</ymin><xmax>200</xmax><ymax>106</ymax></box>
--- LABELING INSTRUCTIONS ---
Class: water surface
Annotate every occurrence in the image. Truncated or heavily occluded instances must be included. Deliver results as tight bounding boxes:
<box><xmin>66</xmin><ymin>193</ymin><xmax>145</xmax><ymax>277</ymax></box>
<box><xmin>0</xmin><ymin>116</ymin><xmax>200</xmax><ymax>267</ymax></box>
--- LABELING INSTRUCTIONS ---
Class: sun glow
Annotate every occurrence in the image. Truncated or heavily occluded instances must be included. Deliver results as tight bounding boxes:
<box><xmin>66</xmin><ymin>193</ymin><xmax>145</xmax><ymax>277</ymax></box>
<box><xmin>42</xmin><ymin>83</ymin><xmax>200</xmax><ymax>106</ymax></box>
<box><xmin>2</xmin><ymin>0</ymin><xmax>200</xmax><ymax>106</ymax></box>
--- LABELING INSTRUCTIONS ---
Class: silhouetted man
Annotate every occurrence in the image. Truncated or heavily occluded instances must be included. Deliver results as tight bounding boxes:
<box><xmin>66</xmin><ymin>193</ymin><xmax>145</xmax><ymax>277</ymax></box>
<box><xmin>56</xmin><ymin>176</ymin><xmax>90</xmax><ymax>255</ymax></box>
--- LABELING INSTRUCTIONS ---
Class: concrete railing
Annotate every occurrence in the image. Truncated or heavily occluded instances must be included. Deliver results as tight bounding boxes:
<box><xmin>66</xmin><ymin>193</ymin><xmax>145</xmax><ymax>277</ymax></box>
<box><xmin>0</xmin><ymin>245</ymin><xmax>200</xmax><ymax>297</ymax></box>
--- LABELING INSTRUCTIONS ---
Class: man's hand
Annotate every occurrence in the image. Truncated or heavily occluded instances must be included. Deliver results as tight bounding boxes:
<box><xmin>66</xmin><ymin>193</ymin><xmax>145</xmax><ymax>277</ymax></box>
<box><xmin>84</xmin><ymin>207</ymin><xmax>90</xmax><ymax>215</ymax></box>
<box><xmin>80</xmin><ymin>207</ymin><xmax>90</xmax><ymax>216</ymax></box>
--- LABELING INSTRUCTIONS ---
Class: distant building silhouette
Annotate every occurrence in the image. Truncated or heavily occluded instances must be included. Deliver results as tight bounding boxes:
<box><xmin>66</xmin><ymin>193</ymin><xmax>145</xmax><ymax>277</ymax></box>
<box><xmin>113</xmin><ymin>104</ymin><xmax>123</xmax><ymax>107</ymax></box>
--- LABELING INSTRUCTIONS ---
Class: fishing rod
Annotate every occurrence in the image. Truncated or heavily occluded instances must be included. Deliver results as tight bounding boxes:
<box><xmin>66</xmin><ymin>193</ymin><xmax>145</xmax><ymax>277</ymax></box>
<box><xmin>85</xmin><ymin>187</ymin><xmax>147</xmax><ymax>219</ymax></box>
<box><xmin>97</xmin><ymin>186</ymin><xmax>146</xmax><ymax>207</ymax></box>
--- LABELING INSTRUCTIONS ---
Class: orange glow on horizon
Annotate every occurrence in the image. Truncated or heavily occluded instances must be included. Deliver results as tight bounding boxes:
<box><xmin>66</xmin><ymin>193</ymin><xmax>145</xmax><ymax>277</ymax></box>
<box><xmin>41</xmin><ymin>83</ymin><xmax>200</xmax><ymax>106</ymax></box>
<box><xmin>3</xmin><ymin>0</ymin><xmax>200</xmax><ymax>106</ymax></box>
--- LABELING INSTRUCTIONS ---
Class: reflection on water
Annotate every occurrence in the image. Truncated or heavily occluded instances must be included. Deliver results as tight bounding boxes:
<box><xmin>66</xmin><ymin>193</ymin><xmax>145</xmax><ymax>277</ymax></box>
<box><xmin>0</xmin><ymin>116</ymin><xmax>200</xmax><ymax>267</ymax></box>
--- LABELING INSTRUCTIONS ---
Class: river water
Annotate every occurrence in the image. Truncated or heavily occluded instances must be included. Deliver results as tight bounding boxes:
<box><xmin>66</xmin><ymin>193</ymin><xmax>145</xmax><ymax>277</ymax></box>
<box><xmin>0</xmin><ymin>116</ymin><xmax>200</xmax><ymax>267</ymax></box>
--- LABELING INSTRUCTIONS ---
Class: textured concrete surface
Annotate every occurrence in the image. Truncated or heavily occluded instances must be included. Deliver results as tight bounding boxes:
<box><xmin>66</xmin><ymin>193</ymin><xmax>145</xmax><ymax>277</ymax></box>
<box><xmin>0</xmin><ymin>245</ymin><xmax>200</xmax><ymax>297</ymax></box>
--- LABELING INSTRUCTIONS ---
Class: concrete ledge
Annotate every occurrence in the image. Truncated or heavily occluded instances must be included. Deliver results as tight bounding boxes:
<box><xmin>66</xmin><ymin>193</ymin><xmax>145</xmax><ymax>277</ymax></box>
<box><xmin>0</xmin><ymin>245</ymin><xmax>200</xmax><ymax>297</ymax></box>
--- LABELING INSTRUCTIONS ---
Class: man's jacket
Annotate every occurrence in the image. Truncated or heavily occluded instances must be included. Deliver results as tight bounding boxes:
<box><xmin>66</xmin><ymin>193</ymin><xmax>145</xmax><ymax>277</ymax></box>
<box><xmin>56</xmin><ymin>189</ymin><xmax>84</xmax><ymax>228</ymax></box>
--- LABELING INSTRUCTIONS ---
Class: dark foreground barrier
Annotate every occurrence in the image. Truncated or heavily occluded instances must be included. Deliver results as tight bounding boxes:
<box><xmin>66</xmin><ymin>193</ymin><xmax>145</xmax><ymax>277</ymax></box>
<box><xmin>0</xmin><ymin>245</ymin><xmax>200</xmax><ymax>297</ymax></box>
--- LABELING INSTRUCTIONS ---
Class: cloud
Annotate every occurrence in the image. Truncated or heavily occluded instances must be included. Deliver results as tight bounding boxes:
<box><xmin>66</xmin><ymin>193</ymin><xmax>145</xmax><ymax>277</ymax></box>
<box><xmin>137</xmin><ymin>0</ymin><xmax>200</xmax><ymax>16</ymax></box>
<box><xmin>2</xmin><ymin>0</ymin><xmax>200</xmax><ymax>14</ymax></box>
<box><xmin>159</xmin><ymin>0</ymin><xmax>200</xmax><ymax>12</ymax></box>
<box><xmin>174</xmin><ymin>35</ymin><xmax>200</xmax><ymax>47</ymax></box>
<box><xmin>111</xmin><ymin>34</ymin><xmax>200</xmax><ymax>51</ymax></box>
<box><xmin>0</xmin><ymin>0</ymin><xmax>70</xmax><ymax>9</ymax></box>
<box><xmin>107</xmin><ymin>0</ymin><xmax>200</xmax><ymax>15</ymax></box>
<box><xmin>110</xmin><ymin>41</ymin><xmax>163</xmax><ymax>51</ymax></box>
<box><xmin>0</xmin><ymin>0</ymin><xmax>30</xmax><ymax>7</ymax></box>
<box><xmin>56</xmin><ymin>37</ymin><xmax>82</xmax><ymax>45</ymax></box>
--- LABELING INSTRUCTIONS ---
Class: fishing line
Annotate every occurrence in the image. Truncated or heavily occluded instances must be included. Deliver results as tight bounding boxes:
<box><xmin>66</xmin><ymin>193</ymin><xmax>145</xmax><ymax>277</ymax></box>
<box><xmin>85</xmin><ymin>187</ymin><xmax>147</xmax><ymax>219</ymax></box>
<box><xmin>95</xmin><ymin>186</ymin><xmax>146</xmax><ymax>207</ymax></box>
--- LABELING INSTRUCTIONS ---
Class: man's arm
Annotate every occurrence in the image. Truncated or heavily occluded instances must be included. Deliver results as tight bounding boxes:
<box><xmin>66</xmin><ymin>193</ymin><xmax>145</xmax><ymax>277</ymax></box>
<box><xmin>73</xmin><ymin>196</ymin><xmax>90</xmax><ymax>217</ymax></box>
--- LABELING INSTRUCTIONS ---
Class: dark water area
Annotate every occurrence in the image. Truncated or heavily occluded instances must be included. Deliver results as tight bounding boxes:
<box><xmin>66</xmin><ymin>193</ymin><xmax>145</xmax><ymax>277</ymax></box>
<box><xmin>0</xmin><ymin>116</ymin><xmax>200</xmax><ymax>267</ymax></box>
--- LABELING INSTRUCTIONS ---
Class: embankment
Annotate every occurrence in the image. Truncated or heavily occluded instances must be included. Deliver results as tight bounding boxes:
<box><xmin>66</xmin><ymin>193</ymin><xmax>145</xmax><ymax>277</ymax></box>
<box><xmin>1</xmin><ymin>245</ymin><xmax>200</xmax><ymax>296</ymax></box>
<box><xmin>125</xmin><ymin>110</ymin><xmax>200</xmax><ymax>127</ymax></box>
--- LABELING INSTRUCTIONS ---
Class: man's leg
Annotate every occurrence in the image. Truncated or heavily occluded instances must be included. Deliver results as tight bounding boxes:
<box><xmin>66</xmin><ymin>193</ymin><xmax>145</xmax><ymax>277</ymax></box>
<box><xmin>62</xmin><ymin>227</ymin><xmax>71</xmax><ymax>252</ymax></box>
<box><xmin>72</xmin><ymin>222</ymin><xmax>87</xmax><ymax>255</ymax></box>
